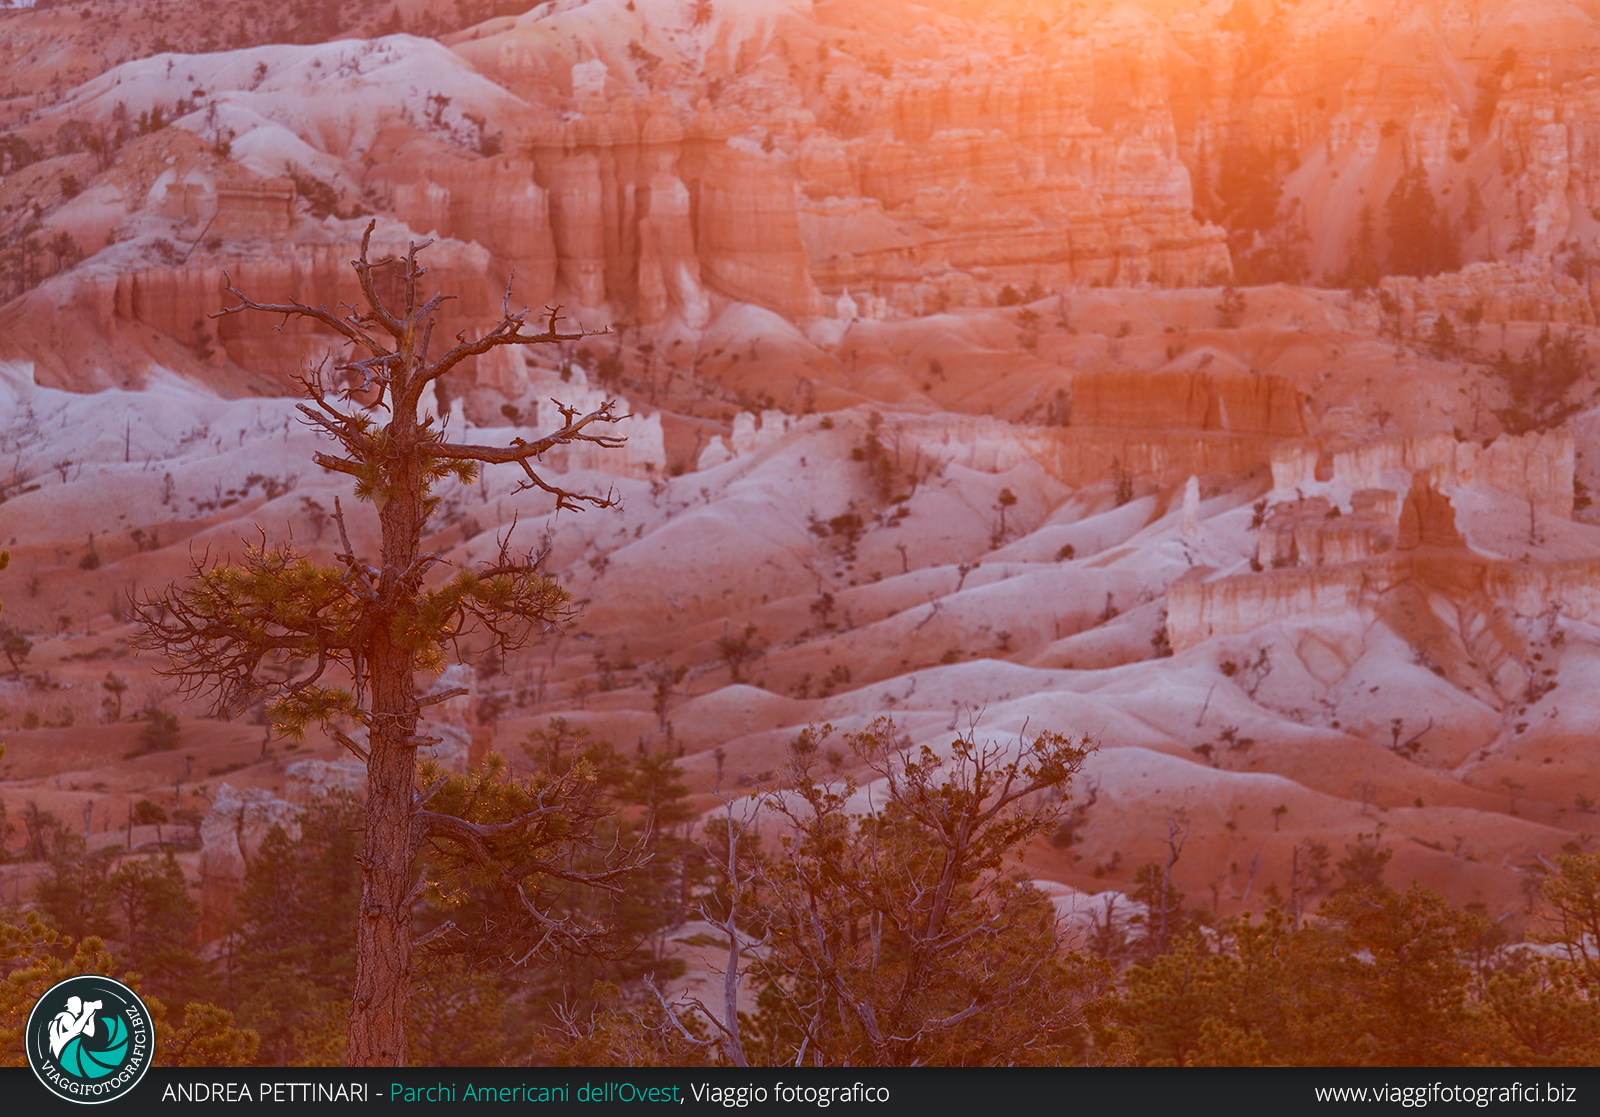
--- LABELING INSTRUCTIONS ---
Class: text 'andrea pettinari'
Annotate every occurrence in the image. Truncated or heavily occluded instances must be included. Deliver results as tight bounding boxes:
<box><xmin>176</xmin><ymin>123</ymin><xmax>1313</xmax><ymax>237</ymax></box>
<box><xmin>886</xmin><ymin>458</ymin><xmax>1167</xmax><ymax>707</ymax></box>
<box><xmin>161</xmin><ymin>1082</ymin><xmax>370</xmax><ymax>1102</ymax></box>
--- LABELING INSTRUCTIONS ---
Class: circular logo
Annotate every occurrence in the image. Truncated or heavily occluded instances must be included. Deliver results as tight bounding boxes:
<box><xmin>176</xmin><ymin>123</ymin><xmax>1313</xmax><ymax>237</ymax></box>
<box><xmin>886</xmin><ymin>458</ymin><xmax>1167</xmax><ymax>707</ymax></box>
<box><xmin>25</xmin><ymin>975</ymin><xmax>154</xmax><ymax>1104</ymax></box>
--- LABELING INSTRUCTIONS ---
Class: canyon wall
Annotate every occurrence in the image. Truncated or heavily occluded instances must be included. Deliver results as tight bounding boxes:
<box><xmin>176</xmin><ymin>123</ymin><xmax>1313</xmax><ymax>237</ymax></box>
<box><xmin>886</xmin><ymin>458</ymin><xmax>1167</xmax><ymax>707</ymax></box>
<box><xmin>1168</xmin><ymin>554</ymin><xmax>1600</xmax><ymax>654</ymax></box>
<box><xmin>0</xmin><ymin>228</ymin><xmax>502</xmax><ymax>390</ymax></box>
<box><xmin>1071</xmin><ymin>370</ymin><xmax>1307</xmax><ymax>437</ymax></box>
<box><xmin>1377</xmin><ymin>265</ymin><xmax>1597</xmax><ymax>329</ymax></box>
<box><xmin>1272</xmin><ymin>431</ymin><xmax>1575</xmax><ymax>518</ymax></box>
<box><xmin>455</xmin><ymin>6</ymin><xmax>1234</xmax><ymax>316</ymax></box>
<box><xmin>11</xmin><ymin>0</ymin><xmax>1600</xmax><ymax>384</ymax></box>
<box><xmin>390</xmin><ymin>154</ymin><xmax>560</xmax><ymax>308</ymax></box>
<box><xmin>889</xmin><ymin>369</ymin><xmax>1309</xmax><ymax>489</ymax></box>
<box><xmin>898</xmin><ymin>420</ymin><xmax>1273</xmax><ymax>492</ymax></box>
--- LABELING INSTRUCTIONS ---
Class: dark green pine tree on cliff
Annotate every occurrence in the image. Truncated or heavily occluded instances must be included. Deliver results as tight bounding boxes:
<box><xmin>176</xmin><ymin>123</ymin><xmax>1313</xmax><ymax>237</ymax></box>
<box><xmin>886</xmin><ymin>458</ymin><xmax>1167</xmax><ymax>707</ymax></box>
<box><xmin>1385</xmin><ymin>164</ymin><xmax>1460</xmax><ymax>278</ymax></box>
<box><xmin>134</xmin><ymin>221</ymin><xmax>641</xmax><ymax>1066</ymax></box>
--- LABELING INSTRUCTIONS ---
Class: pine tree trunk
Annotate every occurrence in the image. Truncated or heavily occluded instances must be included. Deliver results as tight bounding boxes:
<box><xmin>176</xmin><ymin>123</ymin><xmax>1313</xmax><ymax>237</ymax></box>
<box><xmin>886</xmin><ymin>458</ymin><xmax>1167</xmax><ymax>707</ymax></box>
<box><xmin>347</xmin><ymin>417</ymin><xmax>425</xmax><ymax>1067</ymax></box>
<box><xmin>140</xmin><ymin>235</ymin><xmax>619</xmax><ymax>1067</ymax></box>
<box><xmin>347</xmin><ymin>639</ymin><xmax>417</xmax><ymax>1065</ymax></box>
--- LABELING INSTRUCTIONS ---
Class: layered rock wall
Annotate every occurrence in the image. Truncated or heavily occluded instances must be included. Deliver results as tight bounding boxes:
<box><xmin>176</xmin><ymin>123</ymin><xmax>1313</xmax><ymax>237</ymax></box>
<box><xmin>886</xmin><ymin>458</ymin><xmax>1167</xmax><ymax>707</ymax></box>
<box><xmin>802</xmin><ymin>45</ymin><xmax>1231</xmax><ymax>302</ymax></box>
<box><xmin>1071</xmin><ymin>370</ymin><xmax>1307</xmax><ymax>437</ymax></box>
<box><xmin>886</xmin><ymin>370</ymin><xmax>1311</xmax><ymax>489</ymax></box>
<box><xmin>211</xmin><ymin>178</ymin><xmax>297</xmax><ymax>240</ymax></box>
<box><xmin>1492</xmin><ymin>74</ymin><xmax>1600</xmax><ymax>257</ymax></box>
<box><xmin>896</xmin><ymin>413</ymin><xmax>1276</xmax><ymax>490</ymax></box>
<box><xmin>1396</xmin><ymin>474</ymin><xmax>1467</xmax><ymax>551</ymax></box>
<box><xmin>909</xmin><ymin>370</ymin><xmax>1307</xmax><ymax>488</ymax></box>
<box><xmin>1168</xmin><ymin>554</ymin><xmax>1600</xmax><ymax>652</ymax></box>
<box><xmin>390</xmin><ymin>155</ymin><xmax>559</xmax><ymax>307</ymax></box>
<box><xmin>1272</xmin><ymin>431</ymin><xmax>1575</xmax><ymax>518</ymax></box>
<box><xmin>492</xmin><ymin>104</ymin><xmax>823</xmax><ymax>320</ymax></box>
<box><xmin>1257</xmin><ymin>494</ymin><xmax>1399</xmax><ymax>569</ymax></box>
<box><xmin>1377</xmin><ymin>264</ymin><xmax>1596</xmax><ymax>328</ymax></box>
<box><xmin>100</xmin><ymin>235</ymin><xmax>498</xmax><ymax>382</ymax></box>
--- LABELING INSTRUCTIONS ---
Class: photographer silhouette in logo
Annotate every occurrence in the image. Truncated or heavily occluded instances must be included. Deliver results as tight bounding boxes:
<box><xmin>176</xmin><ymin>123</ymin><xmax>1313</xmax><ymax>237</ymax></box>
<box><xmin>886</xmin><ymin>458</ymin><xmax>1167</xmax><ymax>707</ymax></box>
<box><xmin>48</xmin><ymin>995</ymin><xmax>104</xmax><ymax>1059</ymax></box>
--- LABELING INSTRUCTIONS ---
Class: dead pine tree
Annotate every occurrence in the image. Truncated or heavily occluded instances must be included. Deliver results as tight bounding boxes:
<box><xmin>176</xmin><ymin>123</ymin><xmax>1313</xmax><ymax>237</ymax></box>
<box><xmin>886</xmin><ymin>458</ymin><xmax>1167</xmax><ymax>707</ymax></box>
<box><xmin>646</xmin><ymin>792</ymin><xmax>765</xmax><ymax>1068</ymax></box>
<box><xmin>744</xmin><ymin>718</ymin><xmax>1104</xmax><ymax>1066</ymax></box>
<box><xmin>133</xmin><ymin>221</ymin><xmax>630</xmax><ymax>1066</ymax></box>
